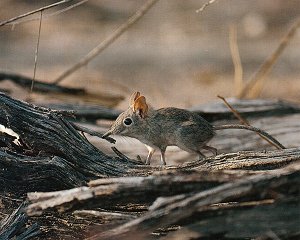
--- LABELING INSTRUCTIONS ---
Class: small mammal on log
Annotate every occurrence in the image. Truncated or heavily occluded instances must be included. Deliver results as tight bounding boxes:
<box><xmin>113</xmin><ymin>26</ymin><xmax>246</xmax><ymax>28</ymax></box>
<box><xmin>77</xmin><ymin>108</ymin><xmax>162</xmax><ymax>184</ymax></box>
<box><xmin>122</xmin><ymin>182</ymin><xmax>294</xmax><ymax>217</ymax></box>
<box><xmin>102</xmin><ymin>92</ymin><xmax>285</xmax><ymax>165</ymax></box>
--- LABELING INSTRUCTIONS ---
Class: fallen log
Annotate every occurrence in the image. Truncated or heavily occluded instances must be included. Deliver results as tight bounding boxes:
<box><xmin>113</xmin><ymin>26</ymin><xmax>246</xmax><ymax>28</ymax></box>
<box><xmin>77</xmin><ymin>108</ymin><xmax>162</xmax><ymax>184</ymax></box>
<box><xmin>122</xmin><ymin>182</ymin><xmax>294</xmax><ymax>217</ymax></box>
<box><xmin>42</xmin><ymin>103</ymin><xmax>121</xmax><ymax>121</ymax></box>
<box><xmin>0</xmin><ymin>92</ymin><xmax>139</xmax><ymax>184</ymax></box>
<box><xmin>1</xmin><ymin>93</ymin><xmax>300</xmax><ymax>239</ymax></box>
<box><xmin>3</xmin><ymin>92</ymin><xmax>299</xmax><ymax>196</ymax></box>
<box><xmin>163</xmin><ymin>198</ymin><xmax>300</xmax><ymax>239</ymax></box>
<box><xmin>0</xmin><ymin>72</ymin><xmax>124</xmax><ymax>107</ymax></box>
<box><xmin>0</xmin><ymin>72</ymin><xmax>84</xmax><ymax>94</ymax></box>
<box><xmin>190</xmin><ymin>98</ymin><xmax>300</xmax><ymax>122</ymax></box>
<box><xmin>26</xmin><ymin>170</ymin><xmax>251</xmax><ymax>216</ymax></box>
<box><xmin>0</xmin><ymin>202</ymin><xmax>40</xmax><ymax>240</ymax></box>
<box><xmin>87</xmin><ymin>161</ymin><xmax>300</xmax><ymax>240</ymax></box>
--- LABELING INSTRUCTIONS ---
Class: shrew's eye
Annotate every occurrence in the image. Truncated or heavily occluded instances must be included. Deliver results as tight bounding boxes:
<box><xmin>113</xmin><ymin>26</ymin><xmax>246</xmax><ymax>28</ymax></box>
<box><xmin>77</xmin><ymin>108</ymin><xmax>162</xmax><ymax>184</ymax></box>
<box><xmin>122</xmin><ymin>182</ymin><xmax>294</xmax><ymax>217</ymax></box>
<box><xmin>123</xmin><ymin>118</ymin><xmax>133</xmax><ymax>126</ymax></box>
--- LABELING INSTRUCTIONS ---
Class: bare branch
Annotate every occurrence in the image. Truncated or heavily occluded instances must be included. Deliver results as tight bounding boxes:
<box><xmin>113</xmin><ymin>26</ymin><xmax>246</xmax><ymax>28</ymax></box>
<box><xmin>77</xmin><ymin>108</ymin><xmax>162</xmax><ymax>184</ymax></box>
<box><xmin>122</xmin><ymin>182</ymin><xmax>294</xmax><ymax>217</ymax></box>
<box><xmin>229</xmin><ymin>24</ymin><xmax>243</xmax><ymax>96</ymax></box>
<box><xmin>217</xmin><ymin>95</ymin><xmax>282</xmax><ymax>149</ymax></box>
<box><xmin>238</xmin><ymin>18</ymin><xmax>300</xmax><ymax>98</ymax></box>
<box><xmin>31</xmin><ymin>11</ymin><xmax>43</xmax><ymax>92</ymax></box>
<box><xmin>53</xmin><ymin>0</ymin><xmax>160</xmax><ymax>84</ymax></box>
<box><xmin>6</xmin><ymin>0</ymin><xmax>88</xmax><ymax>26</ymax></box>
<box><xmin>0</xmin><ymin>0</ymin><xmax>74</xmax><ymax>27</ymax></box>
<box><xmin>196</xmin><ymin>0</ymin><xmax>218</xmax><ymax>13</ymax></box>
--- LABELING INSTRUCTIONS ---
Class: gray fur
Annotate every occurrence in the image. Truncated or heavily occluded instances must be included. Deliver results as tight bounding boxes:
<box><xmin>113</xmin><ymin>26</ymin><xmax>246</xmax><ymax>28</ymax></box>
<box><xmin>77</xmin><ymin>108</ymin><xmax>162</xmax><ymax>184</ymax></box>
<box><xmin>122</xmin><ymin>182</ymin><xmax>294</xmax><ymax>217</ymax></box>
<box><xmin>103</xmin><ymin>103</ymin><xmax>285</xmax><ymax>165</ymax></box>
<box><xmin>103</xmin><ymin>107</ymin><xmax>216</xmax><ymax>165</ymax></box>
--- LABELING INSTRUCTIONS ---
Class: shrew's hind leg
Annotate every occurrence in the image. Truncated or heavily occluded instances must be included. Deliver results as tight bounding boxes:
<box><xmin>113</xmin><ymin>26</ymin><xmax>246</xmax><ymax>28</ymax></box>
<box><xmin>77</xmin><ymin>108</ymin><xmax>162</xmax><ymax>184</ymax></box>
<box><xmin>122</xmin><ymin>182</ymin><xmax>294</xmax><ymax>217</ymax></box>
<box><xmin>145</xmin><ymin>145</ymin><xmax>156</xmax><ymax>165</ymax></box>
<box><xmin>160</xmin><ymin>147</ymin><xmax>167</xmax><ymax>166</ymax></box>
<box><xmin>203</xmin><ymin>145</ymin><xmax>217</xmax><ymax>156</ymax></box>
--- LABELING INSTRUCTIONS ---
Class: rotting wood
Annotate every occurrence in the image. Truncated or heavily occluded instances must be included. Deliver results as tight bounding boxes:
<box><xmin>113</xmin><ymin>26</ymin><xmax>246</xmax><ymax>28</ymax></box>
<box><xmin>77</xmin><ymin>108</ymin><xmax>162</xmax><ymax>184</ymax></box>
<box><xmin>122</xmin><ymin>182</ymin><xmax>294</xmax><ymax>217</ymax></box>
<box><xmin>0</xmin><ymin>92</ymin><xmax>139</xmax><ymax>182</ymax></box>
<box><xmin>0</xmin><ymin>72</ymin><xmax>85</xmax><ymax>94</ymax></box>
<box><xmin>42</xmin><ymin>102</ymin><xmax>121</xmax><ymax>121</ymax></box>
<box><xmin>86</xmin><ymin>162</ymin><xmax>300</xmax><ymax>240</ymax></box>
<box><xmin>0</xmin><ymin>202</ymin><xmax>40</xmax><ymax>240</ymax></box>
<box><xmin>211</xmin><ymin>113</ymin><xmax>300</xmax><ymax>153</ymax></box>
<box><xmin>3</xmin><ymin>92</ymin><xmax>300</xmax><ymax>196</ymax></box>
<box><xmin>190</xmin><ymin>98</ymin><xmax>300</xmax><ymax>122</ymax></box>
<box><xmin>1</xmin><ymin>93</ymin><xmax>300</xmax><ymax>239</ymax></box>
<box><xmin>26</xmin><ymin>170</ymin><xmax>250</xmax><ymax>216</ymax></box>
<box><xmin>25</xmin><ymin>155</ymin><xmax>300</xmax><ymax>216</ymax></box>
<box><xmin>163</xmin><ymin>198</ymin><xmax>300</xmax><ymax>240</ymax></box>
<box><xmin>0</xmin><ymin>72</ymin><xmax>124</xmax><ymax>107</ymax></box>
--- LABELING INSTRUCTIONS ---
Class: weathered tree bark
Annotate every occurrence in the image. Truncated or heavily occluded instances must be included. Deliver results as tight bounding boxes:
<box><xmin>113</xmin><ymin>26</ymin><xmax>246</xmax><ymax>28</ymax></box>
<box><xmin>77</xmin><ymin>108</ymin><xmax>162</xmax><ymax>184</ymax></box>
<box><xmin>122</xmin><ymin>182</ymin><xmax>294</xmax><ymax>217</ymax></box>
<box><xmin>84</xmin><ymin>162</ymin><xmax>300</xmax><ymax>240</ymax></box>
<box><xmin>0</xmin><ymin>72</ymin><xmax>124</xmax><ymax>107</ymax></box>
<box><xmin>25</xmin><ymin>170</ymin><xmax>250</xmax><ymax>216</ymax></box>
<box><xmin>0</xmin><ymin>72</ymin><xmax>85</xmax><ymax>94</ymax></box>
<box><xmin>190</xmin><ymin>98</ymin><xmax>300</xmax><ymax>121</ymax></box>
<box><xmin>43</xmin><ymin>103</ymin><xmax>121</xmax><ymax>121</ymax></box>
<box><xmin>0</xmin><ymin>202</ymin><xmax>40</xmax><ymax>240</ymax></box>
<box><xmin>0</xmin><ymin>93</ymin><xmax>140</xmax><ymax>188</ymax></box>
<box><xmin>1</xmin><ymin>93</ymin><xmax>300</xmax><ymax>239</ymax></box>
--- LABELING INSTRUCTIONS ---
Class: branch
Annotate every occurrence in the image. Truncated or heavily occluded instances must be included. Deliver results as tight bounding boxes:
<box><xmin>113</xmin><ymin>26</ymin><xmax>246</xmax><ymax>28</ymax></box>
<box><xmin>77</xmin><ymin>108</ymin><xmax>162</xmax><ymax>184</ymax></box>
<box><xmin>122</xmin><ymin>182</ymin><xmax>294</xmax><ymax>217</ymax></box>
<box><xmin>26</xmin><ymin>148</ymin><xmax>300</xmax><ymax>216</ymax></box>
<box><xmin>196</xmin><ymin>0</ymin><xmax>218</xmax><ymax>13</ymax></box>
<box><xmin>0</xmin><ymin>202</ymin><xmax>41</xmax><ymax>239</ymax></box>
<box><xmin>0</xmin><ymin>0</ymin><xmax>75</xmax><ymax>27</ymax></box>
<box><xmin>31</xmin><ymin>11</ymin><xmax>43</xmax><ymax>91</ymax></box>
<box><xmin>217</xmin><ymin>95</ymin><xmax>282</xmax><ymax>149</ymax></box>
<box><xmin>89</xmin><ymin>162</ymin><xmax>300</xmax><ymax>239</ymax></box>
<box><xmin>26</xmin><ymin>170</ymin><xmax>250</xmax><ymax>216</ymax></box>
<box><xmin>0</xmin><ymin>72</ymin><xmax>84</xmax><ymax>94</ymax></box>
<box><xmin>0</xmin><ymin>93</ymin><xmax>141</xmax><ymax>192</ymax></box>
<box><xmin>238</xmin><ymin>18</ymin><xmax>300</xmax><ymax>98</ymax></box>
<box><xmin>5</xmin><ymin>0</ymin><xmax>88</xmax><ymax>26</ymax></box>
<box><xmin>229</xmin><ymin>24</ymin><xmax>243</xmax><ymax>95</ymax></box>
<box><xmin>53</xmin><ymin>0</ymin><xmax>160</xmax><ymax>84</ymax></box>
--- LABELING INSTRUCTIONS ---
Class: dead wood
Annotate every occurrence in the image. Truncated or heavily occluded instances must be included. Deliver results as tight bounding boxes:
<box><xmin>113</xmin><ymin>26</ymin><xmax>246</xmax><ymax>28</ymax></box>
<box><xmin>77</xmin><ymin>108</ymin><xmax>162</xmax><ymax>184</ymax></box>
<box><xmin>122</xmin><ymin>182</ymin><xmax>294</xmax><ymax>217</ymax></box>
<box><xmin>211</xmin><ymin>113</ymin><xmax>300</xmax><ymax>153</ymax></box>
<box><xmin>190</xmin><ymin>98</ymin><xmax>300</xmax><ymax>122</ymax></box>
<box><xmin>1</xmin><ymin>93</ymin><xmax>300</xmax><ymax>239</ymax></box>
<box><xmin>42</xmin><ymin>103</ymin><xmax>121</xmax><ymax>121</ymax></box>
<box><xmin>0</xmin><ymin>92</ymin><xmax>141</xmax><ymax>194</ymax></box>
<box><xmin>0</xmin><ymin>0</ymin><xmax>75</xmax><ymax>27</ymax></box>
<box><xmin>87</xmin><ymin>162</ymin><xmax>300</xmax><ymax>240</ymax></box>
<box><xmin>25</xmin><ymin>150</ymin><xmax>300</xmax><ymax>214</ymax></box>
<box><xmin>0</xmin><ymin>72</ymin><xmax>124</xmax><ymax>106</ymax></box>
<box><xmin>0</xmin><ymin>202</ymin><xmax>40</xmax><ymax>240</ymax></box>
<box><xmin>26</xmin><ymin>170</ymin><xmax>249</xmax><ymax>216</ymax></box>
<box><xmin>1</xmin><ymin>88</ymin><xmax>299</xmax><ymax>195</ymax></box>
<box><xmin>174</xmin><ymin>147</ymin><xmax>300</xmax><ymax>171</ymax></box>
<box><xmin>163</xmin><ymin>198</ymin><xmax>300</xmax><ymax>240</ymax></box>
<box><xmin>0</xmin><ymin>72</ymin><xmax>84</xmax><ymax>94</ymax></box>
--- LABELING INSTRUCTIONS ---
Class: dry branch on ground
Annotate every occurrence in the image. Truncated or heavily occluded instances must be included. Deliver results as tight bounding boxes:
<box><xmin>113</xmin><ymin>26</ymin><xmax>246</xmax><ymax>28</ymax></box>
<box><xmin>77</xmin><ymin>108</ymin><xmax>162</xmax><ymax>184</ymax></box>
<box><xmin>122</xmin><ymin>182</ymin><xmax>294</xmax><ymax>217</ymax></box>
<box><xmin>1</xmin><ymin>93</ymin><xmax>300</xmax><ymax>239</ymax></box>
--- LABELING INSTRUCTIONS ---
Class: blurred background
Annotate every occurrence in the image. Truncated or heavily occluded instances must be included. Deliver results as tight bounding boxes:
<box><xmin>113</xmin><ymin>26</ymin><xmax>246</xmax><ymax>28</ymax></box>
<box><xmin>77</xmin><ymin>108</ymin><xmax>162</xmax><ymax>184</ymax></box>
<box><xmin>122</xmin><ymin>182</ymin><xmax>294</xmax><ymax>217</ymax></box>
<box><xmin>1</xmin><ymin>0</ymin><xmax>300</xmax><ymax>108</ymax></box>
<box><xmin>1</xmin><ymin>0</ymin><xmax>300</xmax><ymax>163</ymax></box>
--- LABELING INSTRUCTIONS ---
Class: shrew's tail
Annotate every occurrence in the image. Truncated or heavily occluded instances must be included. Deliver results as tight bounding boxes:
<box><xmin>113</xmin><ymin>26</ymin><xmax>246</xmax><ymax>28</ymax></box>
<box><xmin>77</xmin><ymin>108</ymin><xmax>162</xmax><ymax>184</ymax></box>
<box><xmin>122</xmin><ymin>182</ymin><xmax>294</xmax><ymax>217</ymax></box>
<box><xmin>213</xmin><ymin>124</ymin><xmax>285</xmax><ymax>149</ymax></box>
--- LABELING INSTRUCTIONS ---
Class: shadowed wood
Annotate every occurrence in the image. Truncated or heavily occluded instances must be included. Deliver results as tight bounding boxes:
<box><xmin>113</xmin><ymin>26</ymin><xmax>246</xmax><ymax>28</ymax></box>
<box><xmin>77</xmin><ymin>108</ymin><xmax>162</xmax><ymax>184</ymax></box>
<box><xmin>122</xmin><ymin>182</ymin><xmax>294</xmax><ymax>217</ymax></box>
<box><xmin>1</xmin><ymin>93</ymin><xmax>300</xmax><ymax>239</ymax></box>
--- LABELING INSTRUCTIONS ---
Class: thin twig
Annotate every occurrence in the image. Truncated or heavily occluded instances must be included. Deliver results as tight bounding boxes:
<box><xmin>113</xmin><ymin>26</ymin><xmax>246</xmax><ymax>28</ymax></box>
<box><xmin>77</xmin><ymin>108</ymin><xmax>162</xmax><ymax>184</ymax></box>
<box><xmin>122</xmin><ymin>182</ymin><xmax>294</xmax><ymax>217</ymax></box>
<box><xmin>8</xmin><ymin>0</ymin><xmax>88</xmax><ymax>26</ymax></box>
<box><xmin>196</xmin><ymin>0</ymin><xmax>218</xmax><ymax>13</ymax></box>
<box><xmin>0</xmin><ymin>0</ymin><xmax>74</xmax><ymax>27</ymax></box>
<box><xmin>229</xmin><ymin>24</ymin><xmax>243</xmax><ymax>96</ymax></box>
<box><xmin>71</xmin><ymin>122</ymin><xmax>116</xmax><ymax>144</ymax></box>
<box><xmin>238</xmin><ymin>18</ymin><xmax>300</xmax><ymax>98</ymax></box>
<box><xmin>31</xmin><ymin>11</ymin><xmax>43</xmax><ymax>92</ymax></box>
<box><xmin>53</xmin><ymin>0</ymin><xmax>160</xmax><ymax>84</ymax></box>
<box><xmin>217</xmin><ymin>95</ymin><xmax>281</xmax><ymax>149</ymax></box>
<box><xmin>111</xmin><ymin>146</ymin><xmax>130</xmax><ymax>161</ymax></box>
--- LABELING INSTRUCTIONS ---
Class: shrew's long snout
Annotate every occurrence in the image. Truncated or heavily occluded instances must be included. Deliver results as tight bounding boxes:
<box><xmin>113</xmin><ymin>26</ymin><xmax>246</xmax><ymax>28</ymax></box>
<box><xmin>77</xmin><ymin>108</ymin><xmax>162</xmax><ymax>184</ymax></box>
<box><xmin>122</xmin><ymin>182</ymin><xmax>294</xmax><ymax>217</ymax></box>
<box><xmin>101</xmin><ymin>129</ymin><xmax>116</xmax><ymax>144</ymax></box>
<box><xmin>102</xmin><ymin>129</ymin><xmax>113</xmax><ymax>139</ymax></box>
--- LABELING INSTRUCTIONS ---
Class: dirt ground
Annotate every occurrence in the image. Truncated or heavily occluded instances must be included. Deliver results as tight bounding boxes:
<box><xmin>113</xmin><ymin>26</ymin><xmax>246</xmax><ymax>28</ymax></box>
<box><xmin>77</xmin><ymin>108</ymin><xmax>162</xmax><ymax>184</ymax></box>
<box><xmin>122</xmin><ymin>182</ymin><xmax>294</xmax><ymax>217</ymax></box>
<box><xmin>1</xmin><ymin>0</ymin><xmax>300</xmax><ymax>107</ymax></box>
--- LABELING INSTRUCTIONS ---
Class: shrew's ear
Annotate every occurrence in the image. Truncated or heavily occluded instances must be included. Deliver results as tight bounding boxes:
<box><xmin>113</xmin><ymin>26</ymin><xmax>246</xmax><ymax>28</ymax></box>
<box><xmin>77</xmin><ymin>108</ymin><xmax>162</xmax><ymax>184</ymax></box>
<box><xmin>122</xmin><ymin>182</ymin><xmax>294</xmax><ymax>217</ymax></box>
<box><xmin>129</xmin><ymin>91</ymin><xmax>140</xmax><ymax>108</ymax></box>
<box><xmin>133</xmin><ymin>96</ymin><xmax>148</xmax><ymax>119</ymax></box>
